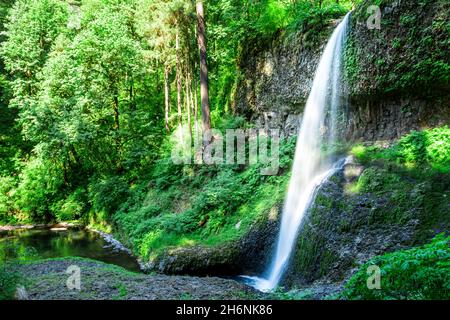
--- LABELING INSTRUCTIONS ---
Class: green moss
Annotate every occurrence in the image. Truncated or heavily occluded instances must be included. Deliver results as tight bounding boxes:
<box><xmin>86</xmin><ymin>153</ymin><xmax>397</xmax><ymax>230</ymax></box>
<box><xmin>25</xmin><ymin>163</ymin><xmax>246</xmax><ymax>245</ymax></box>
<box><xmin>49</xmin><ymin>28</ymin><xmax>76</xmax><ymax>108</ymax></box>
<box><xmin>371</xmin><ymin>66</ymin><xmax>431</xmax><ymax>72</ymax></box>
<box><xmin>288</xmin><ymin>126</ymin><xmax>449</xmax><ymax>287</ymax></box>
<box><xmin>0</xmin><ymin>264</ymin><xmax>20</xmax><ymax>300</ymax></box>
<box><xmin>349</xmin><ymin>126</ymin><xmax>450</xmax><ymax>231</ymax></box>
<box><xmin>342</xmin><ymin>34</ymin><xmax>360</xmax><ymax>88</ymax></box>
<box><xmin>112</xmin><ymin>283</ymin><xmax>128</xmax><ymax>300</ymax></box>
<box><xmin>318</xmin><ymin>250</ymin><xmax>339</xmax><ymax>277</ymax></box>
<box><xmin>346</xmin><ymin>0</ymin><xmax>449</xmax><ymax>96</ymax></box>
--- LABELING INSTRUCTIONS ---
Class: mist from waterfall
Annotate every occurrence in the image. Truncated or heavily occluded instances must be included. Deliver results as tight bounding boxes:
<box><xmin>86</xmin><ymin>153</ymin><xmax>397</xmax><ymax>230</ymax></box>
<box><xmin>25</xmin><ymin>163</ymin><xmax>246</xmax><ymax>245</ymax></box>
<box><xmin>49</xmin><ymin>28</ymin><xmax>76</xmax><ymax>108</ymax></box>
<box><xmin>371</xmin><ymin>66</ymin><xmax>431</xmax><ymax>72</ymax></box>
<box><xmin>241</xmin><ymin>12</ymin><xmax>351</xmax><ymax>292</ymax></box>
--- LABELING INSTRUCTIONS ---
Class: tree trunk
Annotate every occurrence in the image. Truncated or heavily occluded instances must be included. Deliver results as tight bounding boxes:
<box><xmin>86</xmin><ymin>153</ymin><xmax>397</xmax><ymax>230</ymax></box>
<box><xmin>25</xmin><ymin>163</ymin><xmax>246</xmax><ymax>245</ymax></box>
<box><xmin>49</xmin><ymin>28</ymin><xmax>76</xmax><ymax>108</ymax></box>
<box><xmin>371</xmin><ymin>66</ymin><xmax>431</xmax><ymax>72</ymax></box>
<box><xmin>194</xmin><ymin>74</ymin><xmax>199</xmax><ymax>134</ymax></box>
<box><xmin>113</xmin><ymin>94</ymin><xmax>123</xmax><ymax>173</ymax></box>
<box><xmin>113</xmin><ymin>95</ymin><xmax>120</xmax><ymax>132</ymax></box>
<box><xmin>185</xmin><ymin>70</ymin><xmax>192</xmax><ymax>141</ymax></box>
<box><xmin>164</xmin><ymin>65</ymin><xmax>170</xmax><ymax>132</ymax></box>
<box><xmin>176</xmin><ymin>29</ymin><xmax>183</xmax><ymax>127</ymax></box>
<box><xmin>129</xmin><ymin>79</ymin><xmax>135</xmax><ymax>110</ymax></box>
<box><xmin>196</xmin><ymin>1</ymin><xmax>211</xmax><ymax>143</ymax></box>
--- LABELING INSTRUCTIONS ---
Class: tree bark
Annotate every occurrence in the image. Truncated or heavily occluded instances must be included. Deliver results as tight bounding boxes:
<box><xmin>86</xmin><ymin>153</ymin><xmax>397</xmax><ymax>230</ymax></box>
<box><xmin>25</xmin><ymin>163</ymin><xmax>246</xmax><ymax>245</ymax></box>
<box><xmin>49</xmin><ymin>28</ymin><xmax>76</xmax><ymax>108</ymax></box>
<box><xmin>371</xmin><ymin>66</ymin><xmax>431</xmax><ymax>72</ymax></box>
<box><xmin>194</xmin><ymin>73</ymin><xmax>199</xmax><ymax>134</ymax></box>
<box><xmin>176</xmin><ymin>29</ymin><xmax>183</xmax><ymax>127</ymax></box>
<box><xmin>113</xmin><ymin>93</ymin><xmax>123</xmax><ymax>172</ymax></box>
<box><xmin>196</xmin><ymin>1</ymin><xmax>211</xmax><ymax>143</ymax></box>
<box><xmin>113</xmin><ymin>95</ymin><xmax>120</xmax><ymax>132</ymax></box>
<box><xmin>185</xmin><ymin>70</ymin><xmax>192</xmax><ymax>141</ymax></box>
<box><xmin>164</xmin><ymin>65</ymin><xmax>170</xmax><ymax>132</ymax></box>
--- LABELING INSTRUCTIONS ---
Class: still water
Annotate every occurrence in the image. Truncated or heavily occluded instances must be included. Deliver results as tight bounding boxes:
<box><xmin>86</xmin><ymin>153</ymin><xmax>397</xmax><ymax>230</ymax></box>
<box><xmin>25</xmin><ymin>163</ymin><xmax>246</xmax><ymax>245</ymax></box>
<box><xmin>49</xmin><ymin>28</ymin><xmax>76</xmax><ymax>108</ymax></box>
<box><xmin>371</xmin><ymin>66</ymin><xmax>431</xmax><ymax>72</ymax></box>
<box><xmin>0</xmin><ymin>227</ymin><xmax>141</xmax><ymax>272</ymax></box>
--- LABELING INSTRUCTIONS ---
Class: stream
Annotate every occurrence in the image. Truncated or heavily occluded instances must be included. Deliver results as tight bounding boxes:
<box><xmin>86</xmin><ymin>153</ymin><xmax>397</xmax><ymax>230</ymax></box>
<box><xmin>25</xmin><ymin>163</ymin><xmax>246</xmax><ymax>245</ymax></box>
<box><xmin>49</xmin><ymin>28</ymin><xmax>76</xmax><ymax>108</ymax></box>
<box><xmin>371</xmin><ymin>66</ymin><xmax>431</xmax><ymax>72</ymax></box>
<box><xmin>0</xmin><ymin>226</ymin><xmax>262</xmax><ymax>300</ymax></box>
<box><xmin>0</xmin><ymin>226</ymin><xmax>141</xmax><ymax>272</ymax></box>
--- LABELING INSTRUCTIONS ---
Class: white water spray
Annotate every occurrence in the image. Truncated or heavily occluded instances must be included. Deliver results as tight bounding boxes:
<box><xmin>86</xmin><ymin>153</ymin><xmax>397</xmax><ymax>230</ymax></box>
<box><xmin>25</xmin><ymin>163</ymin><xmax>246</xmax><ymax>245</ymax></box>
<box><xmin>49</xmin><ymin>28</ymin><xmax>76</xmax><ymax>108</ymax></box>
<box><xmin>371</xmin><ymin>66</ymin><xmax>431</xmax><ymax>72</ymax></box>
<box><xmin>243</xmin><ymin>13</ymin><xmax>351</xmax><ymax>292</ymax></box>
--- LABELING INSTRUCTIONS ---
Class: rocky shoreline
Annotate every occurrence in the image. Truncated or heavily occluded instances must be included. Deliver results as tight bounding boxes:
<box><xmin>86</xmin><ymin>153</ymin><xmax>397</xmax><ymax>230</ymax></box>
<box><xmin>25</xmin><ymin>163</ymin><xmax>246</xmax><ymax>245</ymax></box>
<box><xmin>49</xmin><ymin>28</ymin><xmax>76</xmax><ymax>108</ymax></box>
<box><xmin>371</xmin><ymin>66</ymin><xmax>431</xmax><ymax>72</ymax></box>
<box><xmin>0</xmin><ymin>222</ymin><xmax>82</xmax><ymax>232</ymax></box>
<box><xmin>14</xmin><ymin>257</ymin><xmax>261</xmax><ymax>300</ymax></box>
<box><xmin>87</xmin><ymin>228</ymin><xmax>134</xmax><ymax>257</ymax></box>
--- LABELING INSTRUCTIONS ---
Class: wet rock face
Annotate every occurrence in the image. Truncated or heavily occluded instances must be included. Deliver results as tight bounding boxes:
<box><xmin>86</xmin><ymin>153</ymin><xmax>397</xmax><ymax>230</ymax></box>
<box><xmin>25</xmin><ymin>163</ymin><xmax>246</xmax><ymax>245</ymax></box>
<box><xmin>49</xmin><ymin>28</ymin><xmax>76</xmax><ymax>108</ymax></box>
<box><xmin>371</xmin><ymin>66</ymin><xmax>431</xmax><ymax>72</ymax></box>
<box><xmin>234</xmin><ymin>0</ymin><xmax>450</xmax><ymax>141</ymax></box>
<box><xmin>281</xmin><ymin>159</ymin><xmax>447</xmax><ymax>288</ymax></box>
<box><xmin>341</xmin><ymin>0</ymin><xmax>450</xmax><ymax>141</ymax></box>
<box><xmin>234</xmin><ymin>31</ymin><xmax>326</xmax><ymax>138</ymax></box>
<box><xmin>344</xmin><ymin>96</ymin><xmax>450</xmax><ymax>141</ymax></box>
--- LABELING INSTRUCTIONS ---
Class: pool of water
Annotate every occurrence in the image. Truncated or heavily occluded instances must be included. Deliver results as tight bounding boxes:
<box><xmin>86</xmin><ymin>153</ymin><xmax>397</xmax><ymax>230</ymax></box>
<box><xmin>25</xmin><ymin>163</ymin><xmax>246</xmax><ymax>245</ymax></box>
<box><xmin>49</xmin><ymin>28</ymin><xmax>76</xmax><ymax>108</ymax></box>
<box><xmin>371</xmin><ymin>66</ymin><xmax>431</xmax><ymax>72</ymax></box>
<box><xmin>0</xmin><ymin>227</ymin><xmax>141</xmax><ymax>272</ymax></box>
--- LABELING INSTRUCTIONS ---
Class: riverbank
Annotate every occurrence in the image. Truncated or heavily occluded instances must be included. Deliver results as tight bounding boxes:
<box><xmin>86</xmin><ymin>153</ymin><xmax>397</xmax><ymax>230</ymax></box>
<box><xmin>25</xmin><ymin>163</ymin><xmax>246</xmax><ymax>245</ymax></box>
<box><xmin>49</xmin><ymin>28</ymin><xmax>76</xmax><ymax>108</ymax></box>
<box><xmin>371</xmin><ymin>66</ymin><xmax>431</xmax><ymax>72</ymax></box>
<box><xmin>13</xmin><ymin>257</ymin><xmax>261</xmax><ymax>300</ymax></box>
<box><xmin>0</xmin><ymin>222</ymin><xmax>82</xmax><ymax>232</ymax></box>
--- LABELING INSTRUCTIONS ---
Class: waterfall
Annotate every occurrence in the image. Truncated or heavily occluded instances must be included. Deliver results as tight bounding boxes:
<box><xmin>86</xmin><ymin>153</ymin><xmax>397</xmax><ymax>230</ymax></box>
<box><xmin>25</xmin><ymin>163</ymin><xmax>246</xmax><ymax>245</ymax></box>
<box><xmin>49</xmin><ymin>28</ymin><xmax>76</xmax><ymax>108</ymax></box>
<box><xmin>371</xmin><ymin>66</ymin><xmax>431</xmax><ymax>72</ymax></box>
<box><xmin>242</xmin><ymin>12</ymin><xmax>351</xmax><ymax>292</ymax></box>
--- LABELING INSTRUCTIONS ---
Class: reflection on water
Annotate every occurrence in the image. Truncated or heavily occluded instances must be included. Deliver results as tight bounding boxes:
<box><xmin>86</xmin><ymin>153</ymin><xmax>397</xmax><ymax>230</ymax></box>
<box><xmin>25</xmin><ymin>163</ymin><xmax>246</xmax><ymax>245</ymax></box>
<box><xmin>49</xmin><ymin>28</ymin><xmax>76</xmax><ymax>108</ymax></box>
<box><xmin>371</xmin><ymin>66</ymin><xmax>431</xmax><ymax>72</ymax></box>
<box><xmin>0</xmin><ymin>227</ymin><xmax>141</xmax><ymax>272</ymax></box>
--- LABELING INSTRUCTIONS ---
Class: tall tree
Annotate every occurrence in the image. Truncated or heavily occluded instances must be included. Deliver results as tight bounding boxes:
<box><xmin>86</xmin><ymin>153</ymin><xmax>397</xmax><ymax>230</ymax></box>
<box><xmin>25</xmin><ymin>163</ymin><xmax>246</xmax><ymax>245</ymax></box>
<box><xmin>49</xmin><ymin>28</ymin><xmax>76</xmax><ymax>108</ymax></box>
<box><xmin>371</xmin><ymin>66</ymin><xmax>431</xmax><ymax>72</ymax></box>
<box><xmin>196</xmin><ymin>1</ymin><xmax>210</xmax><ymax>142</ymax></box>
<box><xmin>164</xmin><ymin>65</ymin><xmax>170</xmax><ymax>132</ymax></box>
<box><xmin>176</xmin><ymin>28</ymin><xmax>183</xmax><ymax>128</ymax></box>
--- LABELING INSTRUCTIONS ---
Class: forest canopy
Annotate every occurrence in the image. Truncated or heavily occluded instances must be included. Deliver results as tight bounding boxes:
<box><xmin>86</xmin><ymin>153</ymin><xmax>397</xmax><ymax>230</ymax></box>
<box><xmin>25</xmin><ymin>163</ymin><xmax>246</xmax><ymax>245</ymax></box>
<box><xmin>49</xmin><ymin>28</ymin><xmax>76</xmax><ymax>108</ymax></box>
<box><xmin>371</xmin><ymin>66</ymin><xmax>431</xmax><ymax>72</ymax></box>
<box><xmin>0</xmin><ymin>0</ymin><xmax>358</xmax><ymax>224</ymax></box>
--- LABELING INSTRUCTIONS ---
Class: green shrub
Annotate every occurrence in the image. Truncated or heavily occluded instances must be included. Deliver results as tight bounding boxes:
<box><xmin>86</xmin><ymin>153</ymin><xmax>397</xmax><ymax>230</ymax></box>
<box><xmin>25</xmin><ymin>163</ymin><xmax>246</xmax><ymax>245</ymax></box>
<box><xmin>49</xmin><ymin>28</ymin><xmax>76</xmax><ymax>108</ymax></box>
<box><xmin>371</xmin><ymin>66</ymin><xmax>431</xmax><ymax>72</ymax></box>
<box><xmin>392</xmin><ymin>126</ymin><xmax>450</xmax><ymax>171</ymax></box>
<box><xmin>0</xmin><ymin>264</ymin><xmax>19</xmax><ymax>300</ymax></box>
<box><xmin>352</xmin><ymin>126</ymin><xmax>450</xmax><ymax>173</ymax></box>
<box><xmin>0</xmin><ymin>176</ymin><xmax>17</xmax><ymax>223</ymax></box>
<box><xmin>50</xmin><ymin>187</ymin><xmax>87</xmax><ymax>222</ymax></box>
<box><xmin>0</xmin><ymin>242</ymin><xmax>37</xmax><ymax>300</ymax></box>
<box><xmin>356</xmin><ymin>168</ymin><xmax>401</xmax><ymax>194</ymax></box>
<box><xmin>255</xmin><ymin>0</ymin><xmax>290</xmax><ymax>35</ymax></box>
<box><xmin>89</xmin><ymin>175</ymin><xmax>130</xmax><ymax>216</ymax></box>
<box><xmin>112</xmin><ymin>135</ymin><xmax>294</xmax><ymax>258</ymax></box>
<box><xmin>342</xmin><ymin>235</ymin><xmax>450</xmax><ymax>300</ymax></box>
<box><xmin>14</xmin><ymin>157</ymin><xmax>65</xmax><ymax>221</ymax></box>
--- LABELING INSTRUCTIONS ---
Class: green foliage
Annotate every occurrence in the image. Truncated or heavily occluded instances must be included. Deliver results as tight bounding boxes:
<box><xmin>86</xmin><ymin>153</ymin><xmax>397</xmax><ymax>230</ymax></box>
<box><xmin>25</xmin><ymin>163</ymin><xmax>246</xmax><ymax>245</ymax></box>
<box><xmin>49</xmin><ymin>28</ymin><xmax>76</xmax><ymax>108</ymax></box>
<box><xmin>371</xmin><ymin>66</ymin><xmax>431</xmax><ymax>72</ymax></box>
<box><xmin>348</xmin><ymin>127</ymin><xmax>450</xmax><ymax>232</ymax></box>
<box><xmin>392</xmin><ymin>127</ymin><xmax>450</xmax><ymax>172</ymax></box>
<box><xmin>113</xmin><ymin>134</ymin><xmax>294</xmax><ymax>259</ymax></box>
<box><xmin>0</xmin><ymin>240</ymin><xmax>38</xmax><ymax>300</ymax></box>
<box><xmin>0</xmin><ymin>176</ymin><xmax>17</xmax><ymax>223</ymax></box>
<box><xmin>352</xmin><ymin>126</ymin><xmax>450</xmax><ymax>172</ymax></box>
<box><xmin>1</xmin><ymin>0</ymin><xmax>68</xmax><ymax>105</ymax></box>
<box><xmin>50</xmin><ymin>187</ymin><xmax>87</xmax><ymax>222</ymax></box>
<box><xmin>0</xmin><ymin>264</ymin><xmax>19</xmax><ymax>300</ymax></box>
<box><xmin>342</xmin><ymin>235</ymin><xmax>450</xmax><ymax>300</ymax></box>
<box><xmin>0</xmin><ymin>0</ymin><xmax>354</xmax><ymax>227</ymax></box>
<box><xmin>89</xmin><ymin>176</ymin><xmax>130</xmax><ymax>217</ymax></box>
<box><xmin>254</xmin><ymin>0</ymin><xmax>290</xmax><ymax>35</ymax></box>
<box><xmin>14</xmin><ymin>157</ymin><xmax>65</xmax><ymax>221</ymax></box>
<box><xmin>356</xmin><ymin>168</ymin><xmax>400</xmax><ymax>194</ymax></box>
<box><xmin>287</xmin><ymin>1</ymin><xmax>349</xmax><ymax>47</ymax></box>
<box><xmin>0</xmin><ymin>0</ymin><xmax>158</xmax><ymax>223</ymax></box>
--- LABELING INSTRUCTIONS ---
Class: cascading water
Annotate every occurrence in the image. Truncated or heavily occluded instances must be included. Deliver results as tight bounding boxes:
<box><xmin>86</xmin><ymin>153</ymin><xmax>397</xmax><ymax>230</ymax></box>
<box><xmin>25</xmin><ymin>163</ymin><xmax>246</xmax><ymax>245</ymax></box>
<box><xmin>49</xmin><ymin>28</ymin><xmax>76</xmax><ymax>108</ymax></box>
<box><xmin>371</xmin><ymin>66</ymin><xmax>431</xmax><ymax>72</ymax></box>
<box><xmin>241</xmin><ymin>12</ymin><xmax>351</xmax><ymax>292</ymax></box>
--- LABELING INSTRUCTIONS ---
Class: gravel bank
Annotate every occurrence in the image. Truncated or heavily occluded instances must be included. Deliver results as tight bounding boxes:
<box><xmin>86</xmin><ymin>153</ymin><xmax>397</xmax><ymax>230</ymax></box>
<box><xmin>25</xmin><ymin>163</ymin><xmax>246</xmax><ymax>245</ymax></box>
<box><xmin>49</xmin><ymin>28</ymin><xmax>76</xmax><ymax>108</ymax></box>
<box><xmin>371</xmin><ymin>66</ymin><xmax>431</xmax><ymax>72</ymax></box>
<box><xmin>15</xmin><ymin>257</ymin><xmax>261</xmax><ymax>300</ymax></box>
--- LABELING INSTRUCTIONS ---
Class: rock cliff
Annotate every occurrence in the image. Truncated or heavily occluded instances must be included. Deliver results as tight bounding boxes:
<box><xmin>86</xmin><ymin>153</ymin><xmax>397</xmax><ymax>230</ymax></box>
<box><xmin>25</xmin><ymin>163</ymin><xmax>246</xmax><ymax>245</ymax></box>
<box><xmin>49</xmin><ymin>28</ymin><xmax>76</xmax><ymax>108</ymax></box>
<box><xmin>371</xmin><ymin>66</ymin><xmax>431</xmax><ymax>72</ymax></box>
<box><xmin>234</xmin><ymin>0</ymin><xmax>449</xmax><ymax>141</ymax></box>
